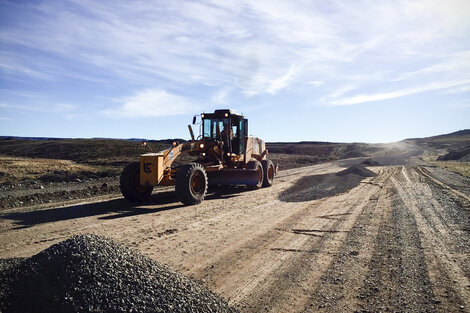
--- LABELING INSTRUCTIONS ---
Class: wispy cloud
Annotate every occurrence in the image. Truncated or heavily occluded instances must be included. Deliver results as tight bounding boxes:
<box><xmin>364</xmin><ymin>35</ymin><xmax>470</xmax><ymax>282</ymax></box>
<box><xmin>1</xmin><ymin>0</ymin><xmax>469</xmax><ymax>104</ymax></box>
<box><xmin>212</xmin><ymin>88</ymin><xmax>232</xmax><ymax>105</ymax></box>
<box><xmin>0</xmin><ymin>101</ymin><xmax>76</xmax><ymax>112</ymax></box>
<box><xmin>330</xmin><ymin>80</ymin><xmax>470</xmax><ymax>106</ymax></box>
<box><xmin>306</xmin><ymin>81</ymin><xmax>324</xmax><ymax>87</ymax></box>
<box><xmin>392</xmin><ymin>51</ymin><xmax>470</xmax><ymax>82</ymax></box>
<box><xmin>445</xmin><ymin>85</ymin><xmax>470</xmax><ymax>94</ymax></box>
<box><xmin>266</xmin><ymin>65</ymin><xmax>298</xmax><ymax>95</ymax></box>
<box><xmin>103</xmin><ymin>89</ymin><xmax>196</xmax><ymax>118</ymax></box>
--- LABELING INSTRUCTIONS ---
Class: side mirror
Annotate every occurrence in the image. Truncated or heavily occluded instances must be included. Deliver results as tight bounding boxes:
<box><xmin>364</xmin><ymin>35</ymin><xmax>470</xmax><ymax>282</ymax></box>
<box><xmin>192</xmin><ymin>116</ymin><xmax>197</xmax><ymax>124</ymax></box>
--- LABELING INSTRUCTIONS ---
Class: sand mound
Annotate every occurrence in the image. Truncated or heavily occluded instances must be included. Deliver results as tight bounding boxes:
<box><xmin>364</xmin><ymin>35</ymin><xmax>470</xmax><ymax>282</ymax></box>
<box><xmin>336</xmin><ymin>165</ymin><xmax>376</xmax><ymax>177</ymax></box>
<box><xmin>0</xmin><ymin>234</ymin><xmax>237</xmax><ymax>313</ymax></box>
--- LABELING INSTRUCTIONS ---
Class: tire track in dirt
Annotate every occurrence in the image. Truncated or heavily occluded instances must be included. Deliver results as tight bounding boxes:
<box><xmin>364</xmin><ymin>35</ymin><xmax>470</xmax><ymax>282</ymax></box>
<box><xmin>391</xmin><ymin>167</ymin><xmax>469</xmax><ymax>312</ymax></box>
<box><xmin>410</xmin><ymin>168</ymin><xmax>470</xmax><ymax>277</ymax></box>
<box><xmin>417</xmin><ymin>167</ymin><xmax>470</xmax><ymax>202</ymax></box>
<box><xmin>232</xmin><ymin>168</ymin><xmax>394</xmax><ymax>312</ymax></box>
<box><xmin>297</xmin><ymin>170</ymin><xmax>396</xmax><ymax>313</ymax></box>
<box><xmin>358</xmin><ymin>180</ymin><xmax>436</xmax><ymax>313</ymax></box>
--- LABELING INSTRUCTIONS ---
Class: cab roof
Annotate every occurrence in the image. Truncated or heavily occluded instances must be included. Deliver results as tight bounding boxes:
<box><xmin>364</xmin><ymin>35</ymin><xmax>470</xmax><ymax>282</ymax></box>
<box><xmin>201</xmin><ymin>109</ymin><xmax>244</xmax><ymax>119</ymax></box>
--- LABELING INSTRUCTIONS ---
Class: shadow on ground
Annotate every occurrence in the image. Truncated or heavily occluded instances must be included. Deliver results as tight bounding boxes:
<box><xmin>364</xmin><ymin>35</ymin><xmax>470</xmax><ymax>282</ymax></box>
<box><xmin>1</xmin><ymin>187</ymin><xmax>248</xmax><ymax>228</ymax></box>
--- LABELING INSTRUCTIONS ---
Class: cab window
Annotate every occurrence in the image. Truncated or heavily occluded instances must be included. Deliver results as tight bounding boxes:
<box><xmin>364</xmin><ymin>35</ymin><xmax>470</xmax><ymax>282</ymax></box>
<box><xmin>202</xmin><ymin>118</ymin><xmax>229</xmax><ymax>139</ymax></box>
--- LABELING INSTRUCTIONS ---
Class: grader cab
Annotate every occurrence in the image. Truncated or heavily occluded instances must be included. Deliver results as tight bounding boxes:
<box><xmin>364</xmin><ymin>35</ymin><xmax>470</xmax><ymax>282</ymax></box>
<box><xmin>120</xmin><ymin>109</ymin><xmax>277</xmax><ymax>205</ymax></box>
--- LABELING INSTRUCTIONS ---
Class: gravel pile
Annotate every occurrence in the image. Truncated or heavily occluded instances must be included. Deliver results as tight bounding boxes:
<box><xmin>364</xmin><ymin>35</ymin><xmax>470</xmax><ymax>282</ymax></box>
<box><xmin>335</xmin><ymin>164</ymin><xmax>376</xmax><ymax>177</ymax></box>
<box><xmin>0</xmin><ymin>234</ymin><xmax>237</xmax><ymax>313</ymax></box>
<box><xmin>279</xmin><ymin>165</ymin><xmax>376</xmax><ymax>202</ymax></box>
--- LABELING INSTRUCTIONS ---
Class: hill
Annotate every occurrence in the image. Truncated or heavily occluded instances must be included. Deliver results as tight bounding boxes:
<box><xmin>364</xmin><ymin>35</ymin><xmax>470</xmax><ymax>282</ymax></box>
<box><xmin>405</xmin><ymin>129</ymin><xmax>470</xmax><ymax>150</ymax></box>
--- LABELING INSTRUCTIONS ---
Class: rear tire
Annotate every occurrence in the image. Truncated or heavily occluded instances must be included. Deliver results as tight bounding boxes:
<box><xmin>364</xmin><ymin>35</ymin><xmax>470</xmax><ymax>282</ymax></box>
<box><xmin>120</xmin><ymin>162</ymin><xmax>153</xmax><ymax>202</ymax></box>
<box><xmin>246</xmin><ymin>160</ymin><xmax>263</xmax><ymax>190</ymax></box>
<box><xmin>261</xmin><ymin>159</ymin><xmax>274</xmax><ymax>187</ymax></box>
<box><xmin>176</xmin><ymin>163</ymin><xmax>208</xmax><ymax>205</ymax></box>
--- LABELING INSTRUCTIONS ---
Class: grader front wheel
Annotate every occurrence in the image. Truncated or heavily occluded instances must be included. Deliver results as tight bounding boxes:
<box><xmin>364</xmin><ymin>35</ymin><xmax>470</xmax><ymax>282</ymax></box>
<box><xmin>120</xmin><ymin>162</ymin><xmax>153</xmax><ymax>202</ymax></box>
<box><xmin>176</xmin><ymin>163</ymin><xmax>208</xmax><ymax>205</ymax></box>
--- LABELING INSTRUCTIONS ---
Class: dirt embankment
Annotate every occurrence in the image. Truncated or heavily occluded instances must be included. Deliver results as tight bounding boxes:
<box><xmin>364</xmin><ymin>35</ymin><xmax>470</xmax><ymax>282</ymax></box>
<box><xmin>0</xmin><ymin>177</ymin><xmax>120</xmax><ymax>209</ymax></box>
<box><xmin>437</xmin><ymin>145</ymin><xmax>470</xmax><ymax>162</ymax></box>
<box><xmin>0</xmin><ymin>138</ymin><xmax>195</xmax><ymax>210</ymax></box>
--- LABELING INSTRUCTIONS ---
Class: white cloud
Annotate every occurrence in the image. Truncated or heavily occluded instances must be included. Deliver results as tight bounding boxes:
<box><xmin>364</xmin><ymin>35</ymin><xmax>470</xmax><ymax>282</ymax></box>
<box><xmin>0</xmin><ymin>101</ymin><xmax>76</xmax><ymax>112</ymax></box>
<box><xmin>330</xmin><ymin>80</ymin><xmax>470</xmax><ymax>106</ymax></box>
<box><xmin>212</xmin><ymin>88</ymin><xmax>232</xmax><ymax>105</ymax></box>
<box><xmin>445</xmin><ymin>85</ymin><xmax>470</xmax><ymax>94</ymax></box>
<box><xmin>103</xmin><ymin>89</ymin><xmax>196</xmax><ymax>118</ymax></box>
<box><xmin>306</xmin><ymin>81</ymin><xmax>324</xmax><ymax>87</ymax></box>
<box><xmin>266</xmin><ymin>65</ymin><xmax>297</xmax><ymax>94</ymax></box>
<box><xmin>393</xmin><ymin>50</ymin><xmax>470</xmax><ymax>81</ymax></box>
<box><xmin>1</xmin><ymin>0</ymin><xmax>469</xmax><ymax>101</ymax></box>
<box><xmin>0</xmin><ymin>61</ymin><xmax>53</xmax><ymax>81</ymax></box>
<box><xmin>321</xmin><ymin>85</ymin><xmax>356</xmax><ymax>103</ymax></box>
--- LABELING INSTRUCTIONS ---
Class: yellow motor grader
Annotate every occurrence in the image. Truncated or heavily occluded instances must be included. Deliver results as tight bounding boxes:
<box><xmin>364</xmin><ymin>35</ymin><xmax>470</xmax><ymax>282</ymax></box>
<box><xmin>120</xmin><ymin>109</ymin><xmax>277</xmax><ymax>205</ymax></box>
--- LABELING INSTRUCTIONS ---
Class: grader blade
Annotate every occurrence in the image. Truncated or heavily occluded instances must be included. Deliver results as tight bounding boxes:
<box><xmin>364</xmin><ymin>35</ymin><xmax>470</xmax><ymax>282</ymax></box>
<box><xmin>208</xmin><ymin>169</ymin><xmax>259</xmax><ymax>186</ymax></box>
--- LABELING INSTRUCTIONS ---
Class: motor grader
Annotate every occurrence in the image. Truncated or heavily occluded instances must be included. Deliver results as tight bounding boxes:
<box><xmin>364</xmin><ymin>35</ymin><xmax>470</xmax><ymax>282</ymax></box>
<box><xmin>120</xmin><ymin>109</ymin><xmax>277</xmax><ymax>205</ymax></box>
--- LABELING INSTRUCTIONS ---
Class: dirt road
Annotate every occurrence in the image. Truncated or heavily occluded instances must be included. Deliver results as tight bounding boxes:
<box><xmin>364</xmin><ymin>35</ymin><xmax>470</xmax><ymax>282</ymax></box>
<box><xmin>1</xmin><ymin>161</ymin><xmax>469</xmax><ymax>312</ymax></box>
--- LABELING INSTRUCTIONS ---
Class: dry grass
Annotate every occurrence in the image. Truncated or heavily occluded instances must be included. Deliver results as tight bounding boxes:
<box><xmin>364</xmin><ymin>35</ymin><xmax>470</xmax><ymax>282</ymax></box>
<box><xmin>0</xmin><ymin>155</ymin><xmax>97</xmax><ymax>183</ymax></box>
<box><xmin>431</xmin><ymin>161</ymin><xmax>470</xmax><ymax>178</ymax></box>
<box><xmin>419</xmin><ymin>150</ymin><xmax>470</xmax><ymax>178</ymax></box>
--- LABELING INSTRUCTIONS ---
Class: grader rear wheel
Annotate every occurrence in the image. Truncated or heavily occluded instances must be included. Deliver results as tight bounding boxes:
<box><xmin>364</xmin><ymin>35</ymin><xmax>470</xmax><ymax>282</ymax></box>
<box><xmin>261</xmin><ymin>159</ymin><xmax>275</xmax><ymax>187</ymax></box>
<box><xmin>246</xmin><ymin>160</ymin><xmax>264</xmax><ymax>190</ymax></box>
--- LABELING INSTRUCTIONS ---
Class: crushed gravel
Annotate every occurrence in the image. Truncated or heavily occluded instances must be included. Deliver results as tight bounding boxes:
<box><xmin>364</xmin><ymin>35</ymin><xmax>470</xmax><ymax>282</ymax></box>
<box><xmin>421</xmin><ymin>166</ymin><xmax>470</xmax><ymax>197</ymax></box>
<box><xmin>279</xmin><ymin>165</ymin><xmax>377</xmax><ymax>202</ymax></box>
<box><xmin>0</xmin><ymin>234</ymin><xmax>237</xmax><ymax>313</ymax></box>
<box><xmin>335</xmin><ymin>165</ymin><xmax>376</xmax><ymax>177</ymax></box>
<box><xmin>357</xmin><ymin>198</ymin><xmax>437</xmax><ymax>313</ymax></box>
<box><xmin>360</xmin><ymin>159</ymin><xmax>381</xmax><ymax>166</ymax></box>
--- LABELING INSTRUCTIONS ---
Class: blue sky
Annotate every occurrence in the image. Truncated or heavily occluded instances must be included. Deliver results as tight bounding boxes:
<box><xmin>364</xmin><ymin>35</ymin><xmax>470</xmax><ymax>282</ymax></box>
<box><xmin>0</xmin><ymin>0</ymin><xmax>469</xmax><ymax>143</ymax></box>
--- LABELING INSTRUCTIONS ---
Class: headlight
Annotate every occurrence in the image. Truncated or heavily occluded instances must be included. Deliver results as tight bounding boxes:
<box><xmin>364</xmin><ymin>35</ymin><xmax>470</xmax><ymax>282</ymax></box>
<box><xmin>199</xmin><ymin>143</ymin><xmax>205</xmax><ymax>149</ymax></box>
